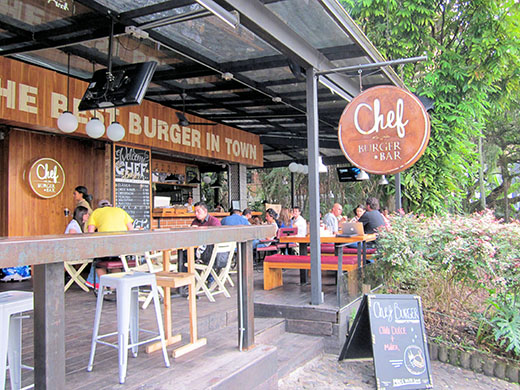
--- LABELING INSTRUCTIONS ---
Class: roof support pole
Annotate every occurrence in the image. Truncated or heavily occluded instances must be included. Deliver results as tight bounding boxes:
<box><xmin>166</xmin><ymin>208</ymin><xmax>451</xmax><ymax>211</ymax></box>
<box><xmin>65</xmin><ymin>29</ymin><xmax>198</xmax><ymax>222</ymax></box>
<box><xmin>306</xmin><ymin>67</ymin><xmax>323</xmax><ymax>305</ymax></box>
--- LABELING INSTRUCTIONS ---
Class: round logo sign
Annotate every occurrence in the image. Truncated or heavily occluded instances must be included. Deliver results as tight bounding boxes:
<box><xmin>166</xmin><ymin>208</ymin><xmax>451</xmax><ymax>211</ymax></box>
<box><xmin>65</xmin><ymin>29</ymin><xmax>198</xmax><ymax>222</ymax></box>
<box><xmin>338</xmin><ymin>86</ymin><xmax>430</xmax><ymax>175</ymax></box>
<box><xmin>28</xmin><ymin>158</ymin><xmax>66</xmax><ymax>198</ymax></box>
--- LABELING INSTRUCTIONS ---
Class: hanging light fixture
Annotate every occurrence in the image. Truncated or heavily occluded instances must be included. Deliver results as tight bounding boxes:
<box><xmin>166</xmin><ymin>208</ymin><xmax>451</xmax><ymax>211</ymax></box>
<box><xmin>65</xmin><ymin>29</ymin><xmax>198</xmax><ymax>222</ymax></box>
<box><xmin>378</xmin><ymin>175</ymin><xmax>389</xmax><ymax>185</ymax></box>
<box><xmin>202</xmin><ymin>175</ymin><xmax>212</xmax><ymax>184</ymax></box>
<box><xmin>85</xmin><ymin>117</ymin><xmax>105</xmax><ymax>139</ymax></box>
<box><xmin>288</xmin><ymin>162</ymin><xmax>299</xmax><ymax>173</ymax></box>
<box><xmin>356</xmin><ymin>170</ymin><xmax>369</xmax><ymax>180</ymax></box>
<box><xmin>107</xmin><ymin>108</ymin><xmax>125</xmax><ymax>141</ymax></box>
<box><xmin>107</xmin><ymin>121</ymin><xmax>125</xmax><ymax>141</ymax></box>
<box><xmin>57</xmin><ymin>53</ymin><xmax>78</xmax><ymax>133</ymax></box>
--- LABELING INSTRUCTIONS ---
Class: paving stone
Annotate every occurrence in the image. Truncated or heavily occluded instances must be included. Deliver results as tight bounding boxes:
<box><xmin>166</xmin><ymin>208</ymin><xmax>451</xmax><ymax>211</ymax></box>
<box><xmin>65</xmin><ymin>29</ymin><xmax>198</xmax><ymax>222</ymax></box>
<box><xmin>278</xmin><ymin>354</ymin><xmax>520</xmax><ymax>390</ymax></box>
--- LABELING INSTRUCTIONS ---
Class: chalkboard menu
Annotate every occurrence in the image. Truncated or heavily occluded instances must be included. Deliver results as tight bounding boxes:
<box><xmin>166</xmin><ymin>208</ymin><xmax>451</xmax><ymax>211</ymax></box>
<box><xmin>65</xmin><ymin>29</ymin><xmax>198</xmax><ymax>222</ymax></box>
<box><xmin>339</xmin><ymin>294</ymin><xmax>433</xmax><ymax>390</ymax></box>
<box><xmin>113</xmin><ymin>144</ymin><xmax>151</xmax><ymax>230</ymax></box>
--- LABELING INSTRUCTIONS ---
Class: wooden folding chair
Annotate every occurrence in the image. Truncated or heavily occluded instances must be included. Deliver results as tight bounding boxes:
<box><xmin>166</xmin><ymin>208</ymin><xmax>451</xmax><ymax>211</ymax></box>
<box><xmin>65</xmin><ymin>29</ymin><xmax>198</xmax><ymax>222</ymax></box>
<box><xmin>64</xmin><ymin>259</ymin><xmax>93</xmax><ymax>292</ymax></box>
<box><xmin>193</xmin><ymin>242</ymin><xmax>236</xmax><ymax>302</ymax></box>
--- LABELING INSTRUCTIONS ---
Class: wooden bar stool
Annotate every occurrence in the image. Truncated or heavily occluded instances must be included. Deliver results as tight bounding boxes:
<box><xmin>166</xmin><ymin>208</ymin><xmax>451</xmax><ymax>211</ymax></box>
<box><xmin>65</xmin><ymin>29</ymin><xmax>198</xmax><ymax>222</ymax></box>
<box><xmin>0</xmin><ymin>291</ymin><xmax>33</xmax><ymax>390</ymax></box>
<box><xmin>146</xmin><ymin>248</ymin><xmax>207</xmax><ymax>358</ymax></box>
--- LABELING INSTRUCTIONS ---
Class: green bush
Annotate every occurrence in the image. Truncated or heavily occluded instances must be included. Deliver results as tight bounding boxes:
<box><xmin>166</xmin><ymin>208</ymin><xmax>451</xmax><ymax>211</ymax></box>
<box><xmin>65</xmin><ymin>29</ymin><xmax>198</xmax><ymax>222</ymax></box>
<box><xmin>374</xmin><ymin>210</ymin><xmax>520</xmax><ymax>357</ymax></box>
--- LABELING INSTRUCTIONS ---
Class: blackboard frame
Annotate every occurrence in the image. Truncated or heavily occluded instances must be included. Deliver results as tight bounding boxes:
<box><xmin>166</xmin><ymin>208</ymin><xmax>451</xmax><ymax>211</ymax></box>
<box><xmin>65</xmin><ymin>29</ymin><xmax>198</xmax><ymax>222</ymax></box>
<box><xmin>339</xmin><ymin>294</ymin><xmax>433</xmax><ymax>390</ymax></box>
<box><xmin>113</xmin><ymin>144</ymin><xmax>152</xmax><ymax>230</ymax></box>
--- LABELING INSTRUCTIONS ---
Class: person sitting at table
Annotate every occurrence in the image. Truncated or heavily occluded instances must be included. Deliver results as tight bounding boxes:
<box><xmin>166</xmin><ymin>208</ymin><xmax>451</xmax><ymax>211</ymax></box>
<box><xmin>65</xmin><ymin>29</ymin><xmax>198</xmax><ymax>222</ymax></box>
<box><xmin>221</xmin><ymin>208</ymin><xmax>250</xmax><ymax>226</ymax></box>
<box><xmin>242</xmin><ymin>208</ymin><xmax>254</xmax><ymax>223</ymax></box>
<box><xmin>190</xmin><ymin>202</ymin><xmax>229</xmax><ymax>288</ymax></box>
<box><xmin>278</xmin><ymin>207</ymin><xmax>293</xmax><ymax>228</ymax></box>
<box><xmin>85</xmin><ymin>200</ymin><xmax>134</xmax><ymax>291</ymax></box>
<box><xmin>358</xmin><ymin>197</ymin><xmax>385</xmax><ymax>234</ymax></box>
<box><xmin>265</xmin><ymin>208</ymin><xmax>279</xmax><ymax>236</ymax></box>
<box><xmin>292</xmin><ymin>206</ymin><xmax>307</xmax><ymax>237</ymax></box>
<box><xmin>350</xmin><ymin>205</ymin><xmax>365</xmax><ymax>222</ymax></box>
<box><xmin>323</xmin><ymin>203</ymin><xmax>343</xmax><ymax>234</ymax></box>
<box><xmin>65</xmin><ymin>206</ymin><xmax>89</xmax><ymax>234</ymax></box>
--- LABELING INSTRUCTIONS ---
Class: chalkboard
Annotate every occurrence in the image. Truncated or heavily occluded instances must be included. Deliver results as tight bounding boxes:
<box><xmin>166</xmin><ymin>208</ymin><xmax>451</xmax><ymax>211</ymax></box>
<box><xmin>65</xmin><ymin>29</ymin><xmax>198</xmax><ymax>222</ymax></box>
<box><xmin>339</xmin><ymin>294</ymin><xmax>433</xmax><ymax>390</ymax></box>
<box><xmin>113</xmin><ymin>144</ymin><xmax>151</xmax><ymax>230</ymax></box>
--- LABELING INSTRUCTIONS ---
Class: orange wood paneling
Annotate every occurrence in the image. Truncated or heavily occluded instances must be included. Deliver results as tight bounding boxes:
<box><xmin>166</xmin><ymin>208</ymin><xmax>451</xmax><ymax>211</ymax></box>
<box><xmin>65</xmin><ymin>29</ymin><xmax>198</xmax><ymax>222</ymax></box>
<box><xmin>6</xmin><ymin>129</ymin><xmax>109</xmax><ymax>236</ymax></box>
<box><xmin>0</xmin><ymin>56</ymin><xmax>263</xmax><ymax>167</ymax></box>
<box><xmin>0</xmin><ymin>132</ymin><xmax>7</xmax><ymax>236</ymax></box>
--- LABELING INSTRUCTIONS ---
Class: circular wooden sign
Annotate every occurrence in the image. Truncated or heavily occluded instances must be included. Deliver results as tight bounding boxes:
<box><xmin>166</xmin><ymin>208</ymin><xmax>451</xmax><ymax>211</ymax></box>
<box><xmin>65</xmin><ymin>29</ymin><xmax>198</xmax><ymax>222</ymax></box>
<box><xmin>28</xmin><ymin>158</ymin><xmax>66</xmax><ymax>198</ymax></box>
<box><xmin>338</xmin><ymin>86</ymin><xmax>430</xmax><ymax>175</ymax></box>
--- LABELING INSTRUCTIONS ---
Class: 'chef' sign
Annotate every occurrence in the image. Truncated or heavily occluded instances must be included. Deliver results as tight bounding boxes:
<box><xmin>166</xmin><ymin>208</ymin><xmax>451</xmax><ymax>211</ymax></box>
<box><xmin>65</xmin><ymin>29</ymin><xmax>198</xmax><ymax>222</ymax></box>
<box><xmin>28</xmin><ymin>158</ymin><xmax>66</xmax><ymax>198</ymax></box>
<box><xmin>338</xmin><ymin>86</ymin><xmax>430</xmax><ymax>175</ymax></box>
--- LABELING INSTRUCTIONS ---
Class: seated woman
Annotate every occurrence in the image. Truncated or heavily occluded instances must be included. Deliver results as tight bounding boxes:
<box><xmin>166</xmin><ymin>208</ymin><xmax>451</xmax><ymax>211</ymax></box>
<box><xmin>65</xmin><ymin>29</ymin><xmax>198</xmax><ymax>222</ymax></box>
<box><xmin>65</xmin><ymin>206</ymin><xmax>89</xmax><ymax>234</ymax></box>
<box><xmin>278</xmin><ymin>207</ymin><xmax>293</xmax><ymax>228</ymax></box>
<box><xmin>350</xmin><ymin>205</ymin><xmax>365</xmax><ymax>222</ymax></box>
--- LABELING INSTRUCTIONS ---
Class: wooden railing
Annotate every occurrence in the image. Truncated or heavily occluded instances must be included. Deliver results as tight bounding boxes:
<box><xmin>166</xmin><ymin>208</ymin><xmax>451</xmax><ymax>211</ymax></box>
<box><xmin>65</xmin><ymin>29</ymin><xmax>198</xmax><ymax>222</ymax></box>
<box><xmin>0</xmin><ymin>225</ymin><xmax>275</xmax><ymax>390</ymax></box>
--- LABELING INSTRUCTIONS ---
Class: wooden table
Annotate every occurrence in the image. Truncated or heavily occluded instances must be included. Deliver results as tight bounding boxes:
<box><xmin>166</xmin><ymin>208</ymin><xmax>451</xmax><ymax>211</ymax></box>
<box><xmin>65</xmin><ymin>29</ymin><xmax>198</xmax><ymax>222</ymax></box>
<box><xmin>145</xmin><ymin>247</ymin><xmax>207</xmax><ymax>357</ymax></box>
<box><xmin>279</xmin><ymin>233</ymin><xmax>377</xmax><ymax>305</ymax></box>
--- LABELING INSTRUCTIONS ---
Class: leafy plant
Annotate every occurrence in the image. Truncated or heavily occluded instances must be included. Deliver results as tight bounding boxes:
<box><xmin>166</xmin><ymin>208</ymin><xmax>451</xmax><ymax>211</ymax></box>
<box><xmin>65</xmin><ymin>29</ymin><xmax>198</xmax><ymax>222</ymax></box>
<box><xmin>475</xmin><ymin>293</ymin><xmax>520</xmax><ymax>357</ymax></box>
<box><xmin>375</xmin><ymin>210</ymin><xmax>520</xmax><ymax>357</ymax></box>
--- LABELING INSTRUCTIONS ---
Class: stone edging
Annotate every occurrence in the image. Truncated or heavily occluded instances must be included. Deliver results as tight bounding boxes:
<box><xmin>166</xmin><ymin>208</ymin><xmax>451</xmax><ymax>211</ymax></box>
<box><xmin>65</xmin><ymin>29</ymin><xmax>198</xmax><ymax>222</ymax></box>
<box><xmin>428</xmin><ymin>341</ymin><xmax>519</xmax><ymax>384</ymax></box>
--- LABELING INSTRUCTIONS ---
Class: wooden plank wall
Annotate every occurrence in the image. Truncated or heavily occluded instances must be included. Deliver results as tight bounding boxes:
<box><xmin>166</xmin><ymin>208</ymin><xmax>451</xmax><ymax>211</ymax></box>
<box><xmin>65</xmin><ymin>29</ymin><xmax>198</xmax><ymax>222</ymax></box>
<box><xmin>6</xmin><ymin>129</ymin><xmax>109</xmax><ymax>236</ymax></box>
<box><xmin>0</xmin><ymin>129</ymin><xmax>7</xmax><ymax>236</ymax></box>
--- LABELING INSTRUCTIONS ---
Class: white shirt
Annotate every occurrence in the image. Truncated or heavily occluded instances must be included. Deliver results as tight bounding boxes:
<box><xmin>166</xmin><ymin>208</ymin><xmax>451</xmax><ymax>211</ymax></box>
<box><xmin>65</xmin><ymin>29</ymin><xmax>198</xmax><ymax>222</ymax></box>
<box><xmin>293</xmin><ymin>215</ymin><xmax>307</xmax><ymax>237</ymax></box>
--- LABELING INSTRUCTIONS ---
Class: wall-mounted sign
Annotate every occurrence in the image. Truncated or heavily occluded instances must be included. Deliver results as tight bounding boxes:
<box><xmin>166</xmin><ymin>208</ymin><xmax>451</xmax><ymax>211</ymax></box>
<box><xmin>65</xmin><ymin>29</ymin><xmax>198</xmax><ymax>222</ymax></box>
<box><xmin>338</xmin><ymin>86</ymin><xmax>430</xmax><ymax>175</ymax></box>
<box><xmin>0</xmin><ymin>56</ymin><xmax>263</xmax><ymax>167</ymax></box>
<box><xmin>28</xmin><ymin>158</ymin><xmax>66</xmax><ymax>198</ymax></box>
<box><xmin>114</xmin><ymin>144</ymin><xmax>151</xmax><ymax>230</ymax></box>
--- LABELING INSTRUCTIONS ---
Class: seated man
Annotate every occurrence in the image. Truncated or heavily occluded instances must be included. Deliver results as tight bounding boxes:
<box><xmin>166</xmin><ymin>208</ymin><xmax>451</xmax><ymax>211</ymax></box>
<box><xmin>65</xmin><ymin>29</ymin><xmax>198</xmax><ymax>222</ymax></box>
<box><xmin>221</xmin><ymin>208</ymin><xmax>249</xmax><ymax>226</ymax></box>
<box><xmin>181</xmin><ymin>202</ymin><xmax>229</xmax><ymax>289</ymax></box>
<box><xmin>323</xmin><ymin>203</ymin><xmax>343</xmax><ymax>233</ymax></box>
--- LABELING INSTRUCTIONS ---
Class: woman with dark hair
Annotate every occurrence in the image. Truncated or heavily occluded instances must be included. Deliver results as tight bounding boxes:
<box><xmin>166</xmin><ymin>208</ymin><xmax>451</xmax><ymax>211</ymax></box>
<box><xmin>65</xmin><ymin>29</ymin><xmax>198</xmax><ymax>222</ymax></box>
<box><xmin>73</xmin><ymin>186</ymin><xmax>93</xmax><ymax>215</ymax></box>
<box><xmin>65</xmin><ymin>206</ymin><xmax>90</xmax><ymax>234</ymax></box>
<box><xmin>350</xmin><ymin>205</ymin><xmax>365</xmax><ymax>222</ymax></box>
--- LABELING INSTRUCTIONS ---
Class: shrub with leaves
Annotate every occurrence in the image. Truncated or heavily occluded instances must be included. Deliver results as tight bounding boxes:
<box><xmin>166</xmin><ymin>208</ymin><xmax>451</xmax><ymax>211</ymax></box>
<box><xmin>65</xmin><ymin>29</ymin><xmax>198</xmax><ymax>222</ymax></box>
<box><xmin>375</xmin><ymin>210</ymin><xmax>520</xmax><ymax>357</ymax></box>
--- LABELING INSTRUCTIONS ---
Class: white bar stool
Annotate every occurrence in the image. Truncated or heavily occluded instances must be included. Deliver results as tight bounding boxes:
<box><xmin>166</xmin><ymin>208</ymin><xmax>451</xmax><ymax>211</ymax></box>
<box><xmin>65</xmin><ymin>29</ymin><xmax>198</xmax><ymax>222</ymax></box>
<box><xmin>87</xmin><ymin>272</ymin><xmax>170</xmax><ymax>384</ymax></box>
<box><xmin>0</xmin><ymin>291</ymin><xmax>34</xmax><ymax>390</ymax></box>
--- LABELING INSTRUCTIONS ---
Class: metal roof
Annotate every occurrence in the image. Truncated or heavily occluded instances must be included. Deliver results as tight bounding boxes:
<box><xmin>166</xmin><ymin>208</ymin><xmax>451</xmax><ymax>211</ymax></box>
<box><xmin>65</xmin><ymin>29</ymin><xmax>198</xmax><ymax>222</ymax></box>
<box><xmin>0</xmin><ymin>0</ymin><xmax>404</xmax><ymax>168</ymax></box>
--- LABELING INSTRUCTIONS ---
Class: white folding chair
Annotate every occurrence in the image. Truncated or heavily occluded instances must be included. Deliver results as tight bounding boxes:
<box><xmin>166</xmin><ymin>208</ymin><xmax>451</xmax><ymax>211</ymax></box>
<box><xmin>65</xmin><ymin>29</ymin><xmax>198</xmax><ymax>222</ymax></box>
<box><xmin>194</xmin><ymin>242</ymin><xmax>236</xmax><ymax>302</ymax></box>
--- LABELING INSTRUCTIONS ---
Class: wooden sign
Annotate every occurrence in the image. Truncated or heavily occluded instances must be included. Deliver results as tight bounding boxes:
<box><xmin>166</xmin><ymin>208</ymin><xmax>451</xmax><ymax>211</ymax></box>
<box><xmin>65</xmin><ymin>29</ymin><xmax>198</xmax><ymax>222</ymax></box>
<box><xmin>338</xmin><ymin>86</ymin><xmax>430</xmax><ymax>174</ymax></box>
<box><xmin>339</xmin><ymin>294</ymin><xmax>433</xmax><ymax>390</ymax></box>
<box><xmin>27</xmin><ymin>158</ymin><xmax>66</xmax><ymax>198</ymax></box>
<box><xmin>0</xmin><ymin>56</ymin><xmax>263</xmax><ymax>167</ymax></box>
<box><xmin>113</xmin><ymin>144</ymin><xmax>151</xmax><ymax>230</ymax></box>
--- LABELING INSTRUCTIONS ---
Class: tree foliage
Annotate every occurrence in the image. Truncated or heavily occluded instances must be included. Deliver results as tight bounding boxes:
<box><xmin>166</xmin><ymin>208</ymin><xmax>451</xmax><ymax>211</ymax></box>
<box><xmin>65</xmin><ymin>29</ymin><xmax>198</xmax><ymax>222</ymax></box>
<box><xmin>340</xmin><ymin>0</ymin><xmax>520</xmax><ymax>214</ymax></box>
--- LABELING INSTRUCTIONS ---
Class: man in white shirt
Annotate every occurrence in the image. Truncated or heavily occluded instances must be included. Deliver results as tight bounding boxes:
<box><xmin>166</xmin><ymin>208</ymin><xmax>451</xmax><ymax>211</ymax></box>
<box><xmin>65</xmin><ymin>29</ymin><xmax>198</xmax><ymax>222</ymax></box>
<box><xmin>292</xmin><ymin>206</ymin><xmax>307</xmax><ymax>237</ymax></box>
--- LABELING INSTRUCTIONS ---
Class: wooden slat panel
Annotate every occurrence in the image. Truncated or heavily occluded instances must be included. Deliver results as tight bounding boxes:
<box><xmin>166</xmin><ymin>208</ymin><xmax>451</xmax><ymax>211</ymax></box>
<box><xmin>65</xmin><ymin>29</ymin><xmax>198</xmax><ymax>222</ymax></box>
<box><xmin>0</xmin><ymin>133</ymin><xmax>7</xmax><ymax>236</ymax></box>
<box><xmin>6</xmin><ymin>129</ymin><xmax>108</xmax><ymax>236</ymax></box>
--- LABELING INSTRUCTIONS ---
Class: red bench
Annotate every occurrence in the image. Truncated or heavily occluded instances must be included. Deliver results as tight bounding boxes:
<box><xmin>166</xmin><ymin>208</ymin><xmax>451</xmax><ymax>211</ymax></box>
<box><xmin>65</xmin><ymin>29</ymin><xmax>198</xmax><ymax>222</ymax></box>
<box><xmin>263</xmin><ymin>254</ymin><xmax>358</xmax><ymax>290</ymax></box>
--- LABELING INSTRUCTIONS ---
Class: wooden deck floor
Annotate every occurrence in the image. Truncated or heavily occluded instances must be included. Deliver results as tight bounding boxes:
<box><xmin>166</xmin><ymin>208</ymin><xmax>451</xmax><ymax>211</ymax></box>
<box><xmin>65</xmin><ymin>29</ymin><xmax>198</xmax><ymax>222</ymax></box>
<box><xmin>0</xmin><ymin>268</ymin><xmax>340</xmax><ymax>389</ymax></box>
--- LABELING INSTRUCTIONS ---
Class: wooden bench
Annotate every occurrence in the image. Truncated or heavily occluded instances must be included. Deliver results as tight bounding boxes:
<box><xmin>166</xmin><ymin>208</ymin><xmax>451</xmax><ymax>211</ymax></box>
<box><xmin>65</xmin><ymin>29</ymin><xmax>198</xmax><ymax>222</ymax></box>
<box><xmin>320</xmin><ymin>243</ymin><xmax>377</xmax><ymax>256</ymax></box>
<box><xmin>263</xmin><ymin>254</ymin><xmax>358</xmax><ymax>290</ymax></box>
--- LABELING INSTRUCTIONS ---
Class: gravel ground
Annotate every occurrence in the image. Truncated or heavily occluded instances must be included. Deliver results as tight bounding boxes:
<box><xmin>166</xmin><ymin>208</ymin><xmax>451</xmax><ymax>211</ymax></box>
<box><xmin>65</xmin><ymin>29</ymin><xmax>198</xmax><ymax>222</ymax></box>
<box><xmin>278</xmin><ymin>354</ymin><xmax>520</xmax><ymax>390</ymax></box>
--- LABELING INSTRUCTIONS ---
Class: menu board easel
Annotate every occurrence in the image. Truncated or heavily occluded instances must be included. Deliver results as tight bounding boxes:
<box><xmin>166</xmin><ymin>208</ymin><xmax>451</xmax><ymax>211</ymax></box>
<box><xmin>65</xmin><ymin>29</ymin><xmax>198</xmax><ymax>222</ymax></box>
<box><xmin>339</xmin><ymin>294</ymin><xmax>433</xmax><ymax>390</ymax></box>
<box><xmin>113</xmin><ymin>144</ymin><xmax>151</xmax><ymax>230</ymax></box>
